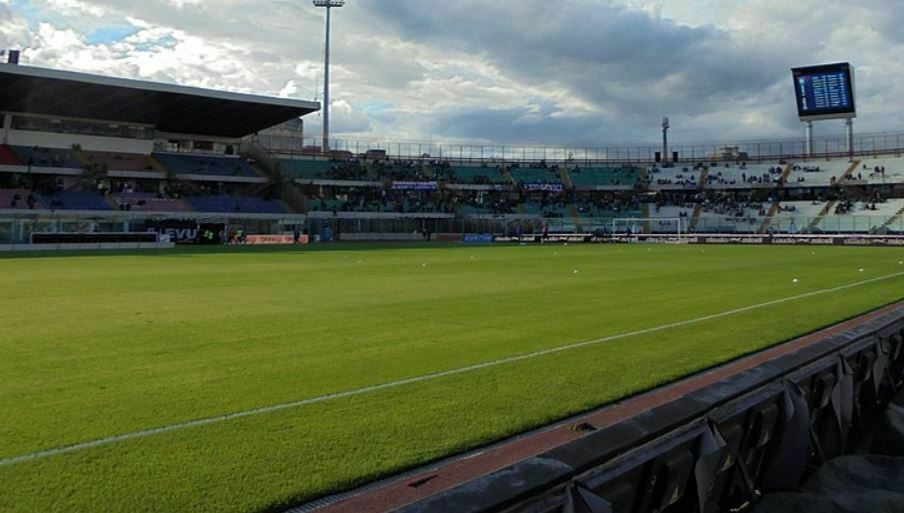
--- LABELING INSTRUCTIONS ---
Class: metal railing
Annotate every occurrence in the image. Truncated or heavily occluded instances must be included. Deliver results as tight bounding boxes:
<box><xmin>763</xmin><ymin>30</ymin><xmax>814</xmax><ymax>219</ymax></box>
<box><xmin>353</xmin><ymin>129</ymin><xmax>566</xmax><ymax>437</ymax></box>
<box><xmin>258</xmin><ymin>129</ymin><xmax>904</xmax><ymax>165</ymax></box>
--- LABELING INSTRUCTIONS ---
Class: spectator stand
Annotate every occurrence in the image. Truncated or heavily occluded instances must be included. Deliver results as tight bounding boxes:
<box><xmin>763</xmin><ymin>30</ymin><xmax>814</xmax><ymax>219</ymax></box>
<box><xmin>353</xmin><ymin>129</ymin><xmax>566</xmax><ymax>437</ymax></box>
<box><xmin>153</xmin><ymin>153</ymin><xmax>268</xmax><ymax>184</ymax></box>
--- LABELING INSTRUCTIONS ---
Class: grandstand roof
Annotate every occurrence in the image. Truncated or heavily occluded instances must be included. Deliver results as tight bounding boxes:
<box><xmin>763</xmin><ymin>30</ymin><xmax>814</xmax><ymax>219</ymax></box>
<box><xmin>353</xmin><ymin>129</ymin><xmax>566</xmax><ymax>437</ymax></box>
<box><xmin>0</xmin><ymin>63</ymin><xmax>320</xmax><ymax>138</ymax></box>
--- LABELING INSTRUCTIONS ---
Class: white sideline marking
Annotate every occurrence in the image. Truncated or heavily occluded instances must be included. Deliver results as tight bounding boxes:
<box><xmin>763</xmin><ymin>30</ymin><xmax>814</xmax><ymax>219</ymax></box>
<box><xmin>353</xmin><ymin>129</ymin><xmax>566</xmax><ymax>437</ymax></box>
<box><xmin>2</xmin><ymin>271</ymin><xmax>904</xmax><ymax>469</ymax></box>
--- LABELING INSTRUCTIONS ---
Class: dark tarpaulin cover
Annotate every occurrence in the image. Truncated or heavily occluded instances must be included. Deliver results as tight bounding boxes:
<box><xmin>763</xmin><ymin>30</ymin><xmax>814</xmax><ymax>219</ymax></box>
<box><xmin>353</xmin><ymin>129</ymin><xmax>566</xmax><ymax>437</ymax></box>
<box><xmin>752</xmin><ymin>395</ymin><xmax>904</xmax><ymax>513</ymax></box>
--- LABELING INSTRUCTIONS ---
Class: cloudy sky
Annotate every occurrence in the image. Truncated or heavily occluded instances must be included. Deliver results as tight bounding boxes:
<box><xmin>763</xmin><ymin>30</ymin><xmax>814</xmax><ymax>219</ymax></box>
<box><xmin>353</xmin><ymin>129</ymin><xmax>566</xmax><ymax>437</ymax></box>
<box><xmin>1</xmin><ymin>0</ymin><xmax>903</xmax><ymax>146</ymax></box>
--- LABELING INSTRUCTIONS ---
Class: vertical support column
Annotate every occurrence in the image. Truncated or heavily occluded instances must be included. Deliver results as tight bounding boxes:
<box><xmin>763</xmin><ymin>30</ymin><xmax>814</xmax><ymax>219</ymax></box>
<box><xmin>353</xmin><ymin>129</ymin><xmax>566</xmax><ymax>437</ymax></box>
<box><xmin>1</xmin><ymin>112</ymin><xmax>10</xmax><ymax>144</ymax></box>
<box><xmin>662</xmin><ymin>130</ymin><xmax>668</xmax><ymax>161</ymax></box>
<box><xmin>805</xmin><ymin>121</ymin><xmax>813</xmax><ymax>158</ymax></box>
<box><xmin>322</xmin><ymin>6</ymin><xmax>332</xmax><ymax>155</ymax></box>
<box><xmin>661</xmin><ymin>117</ymin><xmax>670</xmax><ymax>163</ymax></box>
<box><xmin>845</xmin><ymin>118</ymin><xmax>854</xmax><ymax>157</ymax></box>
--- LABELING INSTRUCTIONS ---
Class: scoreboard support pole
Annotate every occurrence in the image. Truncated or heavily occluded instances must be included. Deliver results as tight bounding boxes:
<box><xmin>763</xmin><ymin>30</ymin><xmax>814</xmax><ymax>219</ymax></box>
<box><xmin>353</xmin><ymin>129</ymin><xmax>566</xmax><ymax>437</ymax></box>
<box><xmin>805</xmin><ymin>121</ymin><xmax>813</xmax><ymax>157</ymax></box>
<box><xmin>845</xmin><ymin>118</ymin><xmax>854</xmax><ymax>157</ymax></box>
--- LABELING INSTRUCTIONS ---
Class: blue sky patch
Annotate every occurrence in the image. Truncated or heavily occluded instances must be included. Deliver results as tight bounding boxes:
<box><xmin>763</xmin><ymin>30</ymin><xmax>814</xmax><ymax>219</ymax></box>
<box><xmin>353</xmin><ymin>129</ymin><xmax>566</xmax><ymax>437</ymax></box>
<box><xmin>87</xmin><ymin>25</ymin><xmax>140</xmax><ymax>45</ymax></box>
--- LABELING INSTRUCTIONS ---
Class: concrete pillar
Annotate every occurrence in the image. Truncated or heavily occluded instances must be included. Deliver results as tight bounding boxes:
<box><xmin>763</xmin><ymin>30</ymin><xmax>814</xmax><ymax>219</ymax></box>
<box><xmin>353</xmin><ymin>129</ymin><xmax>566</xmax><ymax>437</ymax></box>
<box><xmin>1</xmin><ymin>112</ymin><xmax>11</xmax><ymax>144</ymax></box>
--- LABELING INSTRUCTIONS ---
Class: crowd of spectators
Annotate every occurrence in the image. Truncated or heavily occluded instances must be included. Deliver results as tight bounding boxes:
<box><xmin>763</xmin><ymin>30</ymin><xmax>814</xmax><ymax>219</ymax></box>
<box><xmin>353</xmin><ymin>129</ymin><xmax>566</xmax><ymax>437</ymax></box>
<box><xmin>649</xmin><ymin>166</ymin><xmax>698</xmax><ymax>186</ymax></box>
<box><xmin>864</xmin><ymin>164</ymin><xmax>888</xmax><ymax>179</ymax></box>
<box><xmin>834</xmin><ymin>192</ymin><xmax>887</xmax><ymax>215</ymax></box>
<box><xmin>6</xmin><ymin>191</ymin><xmax>38</xmax><ymax>209</ymax></box>
<box><xmin>323</xmin><ymin>159</ymin><xmax>372</xmax><ymax>181</ymax></box>
<box><xmin>314</xmin><ymin>187</ymin><xmax>453</xmax><ymax>214</ymax></box>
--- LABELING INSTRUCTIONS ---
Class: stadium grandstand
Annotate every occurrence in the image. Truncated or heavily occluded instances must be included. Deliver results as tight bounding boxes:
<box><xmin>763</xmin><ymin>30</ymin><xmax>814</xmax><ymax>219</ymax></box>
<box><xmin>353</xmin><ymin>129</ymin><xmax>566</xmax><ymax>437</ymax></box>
<box><xmin>2</xmin><ymin>62</ymin><xmax>904</xmax><ymax>245</ymax></box>
<box><xmin>0</xmin><ymin>62</ymin><xmax>317</xmax><ymax>244</ymax></box>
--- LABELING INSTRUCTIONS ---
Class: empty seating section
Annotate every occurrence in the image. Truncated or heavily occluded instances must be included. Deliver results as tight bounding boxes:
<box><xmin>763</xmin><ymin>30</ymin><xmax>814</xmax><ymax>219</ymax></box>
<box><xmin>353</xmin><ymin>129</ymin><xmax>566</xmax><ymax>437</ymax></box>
<box><xmin>153</xmin><ymin>153</ymin><xmax>260</xmax><ymax>178</ymax></box>
<box><xmin>695</xmin><ymin>199</ymin><xmax>770</xmax><ymax>233</ymax></box>
<box><xmin>0</xmin><ymin>189</ymin><xmax>41</xmax><ymax>209</ymax></box>
<box><xmin>509</xmin><ymin>168</ymin><xmax>560</xmax><ymax>184</ymax></box>
<box><xmin>11</xmin><ymin>146</ymin><xmax>81</xmax><ymax>168</ymax></box>
<box><xmin>857</xmin><ymin>159</ymin><xmax>903</xmax><ymax>185</ymax></box>
<box><xmin>186</xmin><ymin>196</ymin><xmax>285</xmax><ymax>214</ymax></box>
<box><xmin>449</xmin><ymin>166</ymin><xmax>506</xmax><ymax>184</ymax></box>
<box><xmin>0</xmin><ymin>145</ymin><xmax>21</xmax><ymax>166</ymax></box>
<box><xmin>518</xmin><ymin>202</ymin><xmax>570</xmax><ymax>217</ymax></box>
<box><xmin>786</xmin><ymin>160</ymin><xmax>853</xmax><ymax>186</ymax></box>
<box><xmin>569</xmin><ymin>167</ymin><xmax>638</xmax><ymax>187</ymax></box>
<box><xmin>648</xmin><ymin>166</ymin><xmax>701</xmax><ymax>187</ymax></box>
<box><xmin>312</xmin><ymin>199</ymin><xmax>345</xmax><ymax>211</ymax></box>
<box><xmin>457</xmin><ymin>204</ymin><xmax>493</xmax><ymax>215</ymax></box>
<box><xmin>647</xmin><ymin>206</ymin><xmax>692</xmax><ymax>232</ymax></box>
<box><xmin>39</xmin><ymin>191</ymin><xmax>112</xmax><ymax>210</ymax></box>
<box><xmin>768</xmin><ymin>201</ymin><xmax>826</xmax><ymax>233</ymax></box>
<box><xmin>280</xmin><ymin>159</ymin><xmax>334</xmax><ymax>180</ymax></box>
<box><xmin>696</xmin><ymin>211</ymin><xmax>762</xmax><ymax>233</ymax></box>
<box><xmin>82</xmin><ymin>151</ymin><xmax>155</xmax><ymax>173</ymax></box>
<box><xmin>595</xmin><ymin>210</ymin><xmax>643</xmax><ymax>233</ymax></box>
<box><xmin>817</xmin><ymin>199</ymin><xmax>904</xmax><ymax>233</ymax></box>
<box><xmin>518</xmin><ymin>202</ymin><xmax>541</xmax><ymax>215</ymax></box>
<box><xmin>111</xmin><ymin>193</ymin><xmax>190</xmax><ymax>212</ymax></box>
<box><xmin>706</xmin><ymin>164</ymin><xmax>784</xmax><ymax>187</ymax></box>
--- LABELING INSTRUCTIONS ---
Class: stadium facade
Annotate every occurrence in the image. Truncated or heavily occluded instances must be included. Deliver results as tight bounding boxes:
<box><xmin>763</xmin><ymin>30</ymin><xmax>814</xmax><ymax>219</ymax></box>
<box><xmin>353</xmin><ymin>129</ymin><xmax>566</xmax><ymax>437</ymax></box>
<box><xmin>1</xmin><ymin>63</ymin><xmax>904</xmax><ymax>246</ymax></box>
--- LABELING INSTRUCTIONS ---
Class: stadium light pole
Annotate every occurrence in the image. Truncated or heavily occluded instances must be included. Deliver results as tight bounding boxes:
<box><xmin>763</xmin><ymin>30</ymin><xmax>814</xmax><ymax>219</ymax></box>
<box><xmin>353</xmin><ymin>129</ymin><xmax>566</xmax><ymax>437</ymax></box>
<box><xmin>661</xmin><ymin>117</ymin><xmax>670</xmax><ymax>163</ymax></box>
<box><xmin>314</xmin><ymin>0</ymin><xmax>345</xmax><ymax>155</ymax></box>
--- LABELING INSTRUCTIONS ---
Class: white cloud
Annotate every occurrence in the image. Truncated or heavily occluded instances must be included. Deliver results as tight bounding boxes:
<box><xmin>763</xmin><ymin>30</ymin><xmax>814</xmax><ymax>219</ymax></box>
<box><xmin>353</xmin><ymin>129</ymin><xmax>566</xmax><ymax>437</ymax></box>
<box><xmin>39</xmin><ymin>0</ymin><xmax>107</xmax><ymax>17</ymax></box>
<box><xmin>2</xmin><ymin>0</ymin><xmax>903</xmax><ymax>145</ymax></box>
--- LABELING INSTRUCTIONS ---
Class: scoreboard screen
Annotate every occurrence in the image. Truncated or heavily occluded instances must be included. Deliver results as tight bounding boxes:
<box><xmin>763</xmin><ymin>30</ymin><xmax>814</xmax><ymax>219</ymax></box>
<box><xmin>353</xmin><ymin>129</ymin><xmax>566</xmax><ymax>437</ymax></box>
<box><xmin>792</xmin><ymin>63</ymin><xmax>856</xmax><ymax>120</ymax></box>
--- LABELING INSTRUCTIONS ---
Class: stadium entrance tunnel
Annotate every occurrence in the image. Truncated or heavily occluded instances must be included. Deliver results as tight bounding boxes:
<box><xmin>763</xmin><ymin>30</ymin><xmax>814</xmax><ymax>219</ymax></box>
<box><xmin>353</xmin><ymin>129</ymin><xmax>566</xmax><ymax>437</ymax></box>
<box><xmin>324</xmin><ymin>305</ymin><xmax>904</xmax><ymax>513</ymax></box>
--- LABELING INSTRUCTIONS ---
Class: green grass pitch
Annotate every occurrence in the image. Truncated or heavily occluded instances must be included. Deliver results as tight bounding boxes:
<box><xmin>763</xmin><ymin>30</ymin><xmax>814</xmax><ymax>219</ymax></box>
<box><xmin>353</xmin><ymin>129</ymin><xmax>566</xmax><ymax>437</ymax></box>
<box><xmin>1</xmin><ymin>243</ymin><xmax>903</xmax><ymax>513</ymax></box>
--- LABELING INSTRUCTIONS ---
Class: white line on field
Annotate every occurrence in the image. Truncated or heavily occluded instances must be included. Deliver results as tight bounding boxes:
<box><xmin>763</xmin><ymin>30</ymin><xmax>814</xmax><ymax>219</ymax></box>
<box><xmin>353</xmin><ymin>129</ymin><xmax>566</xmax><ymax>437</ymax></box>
<box><xmin>2</xmin><ymin>271</ymin><xmax>904</xmax><ymax>469</ymax></box>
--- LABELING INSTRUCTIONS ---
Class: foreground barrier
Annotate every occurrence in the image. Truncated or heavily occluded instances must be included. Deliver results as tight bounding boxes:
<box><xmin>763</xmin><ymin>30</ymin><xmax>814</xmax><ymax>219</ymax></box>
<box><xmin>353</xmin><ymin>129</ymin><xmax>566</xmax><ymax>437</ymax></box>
<box><xmin>394</xmin><ymin>307</ymin><xmax>904</xmax><ymax>513</ymax></box>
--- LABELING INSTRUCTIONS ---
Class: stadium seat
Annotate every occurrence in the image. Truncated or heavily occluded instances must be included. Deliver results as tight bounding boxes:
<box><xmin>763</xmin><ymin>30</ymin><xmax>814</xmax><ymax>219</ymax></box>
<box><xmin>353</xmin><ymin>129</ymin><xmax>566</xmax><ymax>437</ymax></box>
<box><xmin>0</xmin><ymin>188</ymin><xmax>42</xmax><ymax>209</ymax></box>
<box><xmin>111</xmin><ymin>193</ymin><xmax>191</xmax><ymax>212</ymax></box>
<box><xmin>0</xmin><ymin>145</ymin><xmax>22</xmax><ymax>166</ymax></box>
<box><xmin>817</xmin><ymin>199</ymin><xmax>904</xmax><ymax>233</ymax></box>
<box><xmin>82</xmin><ymin>151</ymin><xmax>156</xmax><ymax>173</ymax></box>
<box><xmin>448</xmin><ymin>166</ymin><xmax>507</xmax><ymax>184</ymax></box>
<box><xmin>280</xmin><ymin>159</ymin><xmax>335</xmax><ymax>180</ymax></box>
<box><xmin>786</xmin><ymin>160</ymin><xmax>854</xmax><ymax>186</ymax></box>
<box><xmin>39</xmin><ymin>190</ymin><xmax>112</xmax><ymax>211</ymax></box>
<box><xmin>570</xmin><ymin>167</ymin><xmax>639</xmax><ymax>188</ymax></box>
<box><xmin>186</xmin><ymin>195</ymin><xmax>286</xmax><ymax>214</ymax></box>
<box><xmin>509</xmin><ymin>167</ymin><xmax>560</xmax><ymax>184</ymax></box>
<box><xmin>10</xmin><ymin>146</ymin><xmax>82</xmax><ymax>169</ymax></box>
<box><xmin>856</xmin><ymin>159</ymin><xmax>904</xmax><ymax>185</ymax></box>
<box><xmin>153</xmin><ymin>153</ymin><xmax>261</xmax><ymax>178</ymax></box>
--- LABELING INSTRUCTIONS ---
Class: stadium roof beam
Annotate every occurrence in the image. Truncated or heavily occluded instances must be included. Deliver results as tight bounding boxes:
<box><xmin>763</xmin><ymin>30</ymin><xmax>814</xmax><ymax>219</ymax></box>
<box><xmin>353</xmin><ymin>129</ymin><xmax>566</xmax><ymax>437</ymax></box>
<box><xmin>0</xmin><ymin>63</ymin><xmax>320</xmax><ymax>138</ymax></box>
<box><xmin>314</xmin><ymin>0</ymin><xmax>344</xmax><ymax>154</ymax></box>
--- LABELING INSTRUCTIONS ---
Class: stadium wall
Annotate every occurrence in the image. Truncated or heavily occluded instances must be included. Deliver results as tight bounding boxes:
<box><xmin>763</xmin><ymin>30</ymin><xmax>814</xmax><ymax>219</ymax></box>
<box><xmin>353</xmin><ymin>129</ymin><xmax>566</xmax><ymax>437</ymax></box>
<box><xmin>4</xmin><ymin>126</ymin><xmax>153</xmax><ymax>154</ymax></box>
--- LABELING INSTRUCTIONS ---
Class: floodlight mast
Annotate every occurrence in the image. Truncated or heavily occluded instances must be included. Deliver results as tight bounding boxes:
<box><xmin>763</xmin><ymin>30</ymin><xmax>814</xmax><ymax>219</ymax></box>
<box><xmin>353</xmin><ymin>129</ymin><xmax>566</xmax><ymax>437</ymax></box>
<box><xmin>314</xmin><ymin>0</ymin><xmax>345</xmax><ymax>155</ymax></box>
<box><xmin>661</xmin><ymin>117</ymin><xmax>670</xmax><ymax>163</ymax></box>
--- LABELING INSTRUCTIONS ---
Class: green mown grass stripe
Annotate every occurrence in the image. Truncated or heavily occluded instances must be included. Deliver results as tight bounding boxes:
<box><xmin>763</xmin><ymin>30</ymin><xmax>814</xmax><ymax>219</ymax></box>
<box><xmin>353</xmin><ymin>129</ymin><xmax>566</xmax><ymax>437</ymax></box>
<box><xmin>2</xmin><ymin>269</ymin><xmax>901</xmax><ymax>470</ymax></box>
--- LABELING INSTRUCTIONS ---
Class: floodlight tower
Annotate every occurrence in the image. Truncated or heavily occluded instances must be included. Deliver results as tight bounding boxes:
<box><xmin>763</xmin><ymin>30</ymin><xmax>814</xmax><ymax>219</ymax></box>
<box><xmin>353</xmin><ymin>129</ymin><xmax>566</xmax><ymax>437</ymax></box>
<box><xmin>661</xmin><ymin>117</ymin><xmax>670</xmax><ymax>163</ymax></box>
<box><xmin>314</xmin><ymin>0</ymin><xmax>345</xmax><ymax>155</ymax></box>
